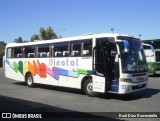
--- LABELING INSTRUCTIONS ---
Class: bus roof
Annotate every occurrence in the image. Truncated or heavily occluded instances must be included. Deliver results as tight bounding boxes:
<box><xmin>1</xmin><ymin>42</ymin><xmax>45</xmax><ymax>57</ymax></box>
<box><xmin>6</xmin><ymin>33</ymin><xmax>137</xmax><ymax>48</ymax></box>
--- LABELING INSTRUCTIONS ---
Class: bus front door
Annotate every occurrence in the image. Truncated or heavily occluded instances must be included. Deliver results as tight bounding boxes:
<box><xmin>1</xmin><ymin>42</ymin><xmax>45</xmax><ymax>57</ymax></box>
<box><xmin>92</xmin><ymin>45</ymin><xmax>112</xmax><ymax>93</ymax></box>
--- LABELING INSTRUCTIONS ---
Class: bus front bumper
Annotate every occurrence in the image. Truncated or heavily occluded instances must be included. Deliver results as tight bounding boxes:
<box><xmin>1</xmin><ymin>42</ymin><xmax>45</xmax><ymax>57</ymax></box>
<box><xmin>118</xmin><ymin>81</ymin><xmax>148</xmax><ymax>94</ymax></box>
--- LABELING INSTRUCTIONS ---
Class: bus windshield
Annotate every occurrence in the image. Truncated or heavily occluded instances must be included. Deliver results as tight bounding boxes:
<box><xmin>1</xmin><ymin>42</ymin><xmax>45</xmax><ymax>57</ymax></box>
<box><xmin>117</xmin><ymin>37</ymin><xmax>148</xmax><ymax>73</ymax></box>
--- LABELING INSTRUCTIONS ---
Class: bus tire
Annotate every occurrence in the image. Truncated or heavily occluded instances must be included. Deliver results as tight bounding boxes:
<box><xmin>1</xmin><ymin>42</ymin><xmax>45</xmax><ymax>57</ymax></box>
<box><xmin>84</xmin><ymin>78</ymin><xmax>98</xmax><ymax>97</ymax></box>
<box><xmin>26</xmin><ymin>73</ymin><xmax>34</xmax><ymax>87</ymax></box>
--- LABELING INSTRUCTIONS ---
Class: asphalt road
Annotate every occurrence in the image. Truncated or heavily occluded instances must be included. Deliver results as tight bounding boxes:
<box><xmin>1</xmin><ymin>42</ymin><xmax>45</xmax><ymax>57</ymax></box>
<box><xmin>0</xmin><ymin>68</ymin><xmax>159</xmax><ymax>121</ymax></box>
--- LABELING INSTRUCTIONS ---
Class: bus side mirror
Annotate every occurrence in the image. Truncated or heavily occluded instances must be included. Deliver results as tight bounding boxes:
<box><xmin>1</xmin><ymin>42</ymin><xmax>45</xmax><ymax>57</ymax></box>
<box><xmin>122</xmin><ymin>40</ymin><xmax>129</xmax><ymax>53</ymax></box>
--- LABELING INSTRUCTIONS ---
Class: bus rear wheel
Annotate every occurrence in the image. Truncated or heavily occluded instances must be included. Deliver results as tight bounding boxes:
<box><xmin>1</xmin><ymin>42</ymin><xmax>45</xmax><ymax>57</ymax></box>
<box><xmin>84</xmin><ymin>78</ymin><xmax>98</xmax><ymax>97</ymax></box>
<box><xmin>26</xmin><ymin>73</ymin><xmax>34</xmax><ymax>87</ymax></box>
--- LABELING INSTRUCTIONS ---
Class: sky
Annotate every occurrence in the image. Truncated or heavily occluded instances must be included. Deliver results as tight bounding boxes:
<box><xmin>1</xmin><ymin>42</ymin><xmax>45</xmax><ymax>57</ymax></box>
<box><xmin>0</xmin><ymin>0</ymin><xmax>160</xmax><ymax>43</ymax></box>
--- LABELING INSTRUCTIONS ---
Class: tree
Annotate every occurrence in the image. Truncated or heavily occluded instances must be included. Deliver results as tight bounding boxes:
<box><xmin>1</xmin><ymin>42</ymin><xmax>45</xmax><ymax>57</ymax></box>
<box><xmin>14</xmin><ymin>37</ymin><xmax>23</xmax><ymax>43</ymax></box>
<box><xmin>40</xmin><ymin>27</ymin><xmax>47</xmax><ymax>40</ymax></box>
<box><xmin>0</xmin><ymin>41</ymin><xmax>6</xmax><ymax>54</ymax></box>
<box><xmin>0</xmin><ymin>44</ymin><xmax>5</xmax><ymax>54</ymax></box>
<box><xmin>31</xmin><ymin>34</ymin><xmax>40</xmax><ymax>42</ymax></box>
<box><xmin>58</xmin><ymin>35</ymin><xmax>63</xmax><ymax>38</ymax></box>
<box><xmin>39</xmin><ymin>26</ymin><xmax>57</xmax><ymax>40</ymax></box>
<box><xmin>30</xmin><ymin>26</ymin><xmax>58</xmax><ymax>41</ymax></box>
<box><xmin>0</xmin><ymin>41</ymin><xmax>6</xmax><ymax>46</ymax></box>
<box><xmin>46</xmin><ymin>26</ymin><xmax>57</xmax><ymax>39</ymax></box>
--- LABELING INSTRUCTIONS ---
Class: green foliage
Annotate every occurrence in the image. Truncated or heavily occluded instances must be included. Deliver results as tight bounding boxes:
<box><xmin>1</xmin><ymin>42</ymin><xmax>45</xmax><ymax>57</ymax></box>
<box><xmin>0</xmin><ymin>41</ymin><xmax>6</xmax><ymax>54</ymax></box>
<box><xmin>58</xmin><ymin>35</ymin><xmax>63</xmax><ymax>38</ymax></box>
<box><xmin>0</xmin><ymin>41</ymin><xmax>6</xmax><ymax>46</ymax></box>
<box><xmin>39</xmin><ymin>26</ymin><xmax>57</xmax><ymax>40</ymax></box>
<box><xmin>14</xmin><ymin>37</ymin><xmax>23</xmax><ymax>43</ymax></box>
<box><xmin>40</xmin><ymin>27</ymin><xmax>47</xmax><ymax>40</ymax></box>
<box><xmin>30</xmin><ymin>26</ymin><xmax>59</xmax><ymax>42</ymax></box>
<box><xmin>31</xmin><ymin>34</ymin><xmax>40</xmax><ymax>42</ymax></box>
<box><xmin>46</xmin><ymin>26</ymin><xmax>57</xmax><ymax>39</ymax></box>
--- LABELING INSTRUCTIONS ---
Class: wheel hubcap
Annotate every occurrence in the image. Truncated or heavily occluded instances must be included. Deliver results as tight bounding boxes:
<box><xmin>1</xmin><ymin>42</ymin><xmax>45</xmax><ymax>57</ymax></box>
<box><xmin>87</xmin><ymin>83</ymin><xmax>93</xmax><ymax>93</ymax></box>
<box><xmin>28</xmin><ymin>77</ymin><xmax>32</xmax><ymax>85</ymax></box>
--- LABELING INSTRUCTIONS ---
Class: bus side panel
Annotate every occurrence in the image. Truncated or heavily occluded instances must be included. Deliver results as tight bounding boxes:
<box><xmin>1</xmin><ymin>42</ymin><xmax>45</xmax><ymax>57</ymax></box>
<box><xmin>58</xmin><ymin>57</ymin><xmax>93</xmax><ymax>89</ymax></box>
<box><xmin>145</xmin><ymin>55</ymin><xmax>156</xmax><ymax>73</ymax></box>
<box><xmin>63</xmin><ymin>75</ymin><xmax>83</xmax><ymax>89</ymax></box>
<box><xmin>33</xmin><ymin>74</ymin><xmax>59</xmax><ymax>86</ymax></box>
<box><xmin>5</xmin><ymin>58</ymin><xmax>59</xmax><ymax>86</ymax></box>
<box><xmin>26</xmin><ymin>58</ymin><xmax>59</xmax><ymax>86</ymax></box>
<box><xmin>5</xmin><ymin>59</ymin><xmax>24</xmax><ymax>82</ymax></box>
<box><xmin>5</xmin><ymin>57</ymin><xmax>93</xmax><ymax>89</ymax></box>
<box><xmin>155</xmin><ymin>62</ymin><xmax>160</xmax><ymax>72</ymax></box>
<box><xmin>147</xmin><ymin>62</ymin><xmax>156</xmax><ymax>73</ymax></box>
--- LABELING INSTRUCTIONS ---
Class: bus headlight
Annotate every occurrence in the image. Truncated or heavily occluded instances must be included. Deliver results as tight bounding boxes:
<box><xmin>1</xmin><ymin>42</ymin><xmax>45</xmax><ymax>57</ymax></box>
<box><xmin>121</xmin><ymin>78</ymin><xmax>132</xmax><ymax>83</ymax></box>
<box><xmin>121</xmin><ymin>85</ymin><xmax>127</xmax><ymax>89</ymax></box>
<box><xmin>136</xmin><ymin>77</ymin><xmax>148</xmax><ymax>82</ymax></box>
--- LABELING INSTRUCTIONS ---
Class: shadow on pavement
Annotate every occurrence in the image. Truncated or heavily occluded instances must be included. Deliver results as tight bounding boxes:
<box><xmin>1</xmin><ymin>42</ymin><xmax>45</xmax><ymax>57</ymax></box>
<box><xmin>99</xmin><ymin>88</ymin><xmax>160</xmax><ymax>101</ymax></box>
<box><xmin>149</xmin><ymin>74</ymin><xmax>160</xmax><ymax>78</ymax></box>
<box><xmin>14</xmin><ymin>82</ymin><xmax>160</xmax><ymax>101</ymax></box>
<box><xmin>13</xmin><ymin>82</ymin><xmax>85</xmax><ymax>95</ymax></box>
<box><xmin>0</xmin><ymin>95</ymin><xmax>124</xmax><ymax>121</ymax></box>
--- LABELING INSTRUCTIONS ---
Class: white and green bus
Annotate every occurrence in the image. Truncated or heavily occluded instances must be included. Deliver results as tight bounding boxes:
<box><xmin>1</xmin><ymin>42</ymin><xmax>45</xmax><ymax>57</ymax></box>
<box><xmin>142</xmin><ymin>42</ymin><xmax>160</xmax><ymax>75</ymax></box>
<box><xmin>5</xmin><ymin>33</ymin><xmax>148</xmax><ymax>96</ymax></box>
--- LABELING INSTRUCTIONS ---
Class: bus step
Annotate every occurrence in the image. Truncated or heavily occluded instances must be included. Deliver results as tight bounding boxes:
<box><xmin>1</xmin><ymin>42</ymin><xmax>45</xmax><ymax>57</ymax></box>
<box><xmin>110</xmin><ymin>85</ymin><xmax>119</xmax><ymax>92</ymax></box>
<box><xmin>112</xmin><ymin>80</ymin><xmax>119</xmax><ymax>85</ymax></box>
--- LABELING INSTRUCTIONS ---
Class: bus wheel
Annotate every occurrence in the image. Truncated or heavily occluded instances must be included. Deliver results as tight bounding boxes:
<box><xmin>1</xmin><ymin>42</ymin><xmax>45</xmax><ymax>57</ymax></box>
<box><xmin>84</xmin><ymin>78</ymin><xmax>98</xmax><ymax>97</ymax></box>
<box><xmin>26</xmin><ymin>73</ymin><xmax>34</xmax><ymax>87</ymax></box>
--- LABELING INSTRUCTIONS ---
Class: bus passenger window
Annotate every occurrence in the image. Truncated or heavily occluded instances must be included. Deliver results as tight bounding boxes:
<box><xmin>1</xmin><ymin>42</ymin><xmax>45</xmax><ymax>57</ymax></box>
<box><xmin>83</xmin><ymin>50</ymin><xmax>89</xmax><ymax>56</ymax></box>
<box><xmin>71</xmin><ymin>41</ymin><xmax>81</xmax><ymax>56</ymax></box>
<box><xmin>13</xmin><ymin>47</ymin><xmax>22</xmax><ymax>58</ymax></box>
<box><xmin>28</xmin><ymin>53</ymin><xmax>35</xmax><ymax>58</ymax></box>
<box><xmin>63</xmin><ymin>51</ymin><xmax>69</xmax><ymax>57</ymax></box>
<box><xmin>23</xmin><ymin>46</ymin><xmax>35</xmax><ymax>58</ymax></box>
<box><xmin>37</xmin><ymin>44</ymin><xmax>50</xmax><ymax>58</ymax></box>
<box><xmin>156</xmin><ymin>51</ymin><xmax>160</xmax><ymax>61</ymax></box>
<box><xmin>82</xmin><ymin>40</ymin><xmax>92</xmax><ymax>56</ymax></box>
<box><xmin>54</xmin><ymin>42</ymin><xmax>69</xmax><ymax>57</ymax></box>
<box><xmin>55</xmin><ymin>51</ymin><xmax>62</xmax><ymax>57</ymax></box>
<box><xmin>17</xmin><ymin>53</ymin><xmax>22</xmax><ymax>58</ymax></box>
<box><xmin>6</xmin><ymin>48</ymin><xmax>12</xmax><ymax>58</ymax></box>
